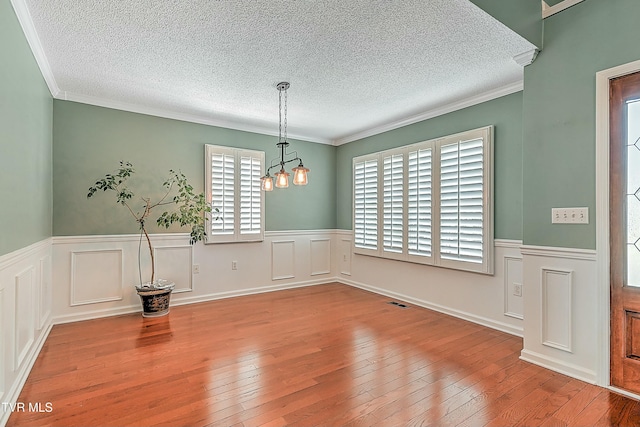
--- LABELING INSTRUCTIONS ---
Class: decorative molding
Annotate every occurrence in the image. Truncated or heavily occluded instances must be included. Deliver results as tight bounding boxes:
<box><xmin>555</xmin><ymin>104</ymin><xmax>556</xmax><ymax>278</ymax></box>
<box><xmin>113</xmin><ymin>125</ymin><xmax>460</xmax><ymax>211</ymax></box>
<box><xmin>38</xmin><ymin>255</ymin><xmax>52</xmax><ymax>330</ymax></box>
<box><xmin>8</xmin><ymin>0</ymin><xmax>60</xmax><ymax>97</ymax></box>
<box><xmin>495</xmin><ymin>239</ymin><xmax>523</xmax><ymax>250</ymax></box>
<box><xmin>14</xmin><ymin>266</ymin><xmax>35</xmax><ymax>370</ymax></box>
<box><xmin>0</xmin><ymin>323</ymin><xmax>52</xmax><ymax>427</ymax></box>
<box><xmin>520</xmin><ymin>245</ymin><xmax>597</xmax><ymax>261</ymax></box>
<box><xmin>0</xmin><ymin>288</ymin><xmax>4</xmax><ymax>402</ymax></box>
<box><xmin>154</xmin><ymin>245</ymin><xmax>193</xmax><ymax>293</ymax></box>
<box><xmin>541</xmin><ymin>268</ymin><xmax>573</xmax><ymax>353</ymax></box>
<box><xmin>520</xmin><ymin>349</ymin><xmax>597</xmax><ymax>384</ymax></box>
<box><xmin>53</xmin><ymin>279</ymin><xmax>329</xmax><ymax>324</ymax></box>
<box><xmin>271</xmin><ymin>240</ymin><xmax>296</xmax><ymax>280</ymax></box>
<box><xmin>504</xmin><ymin>256</ymin><xmax>524</xmax><ymax>320</ymax></box>
<box><xmin>70</xmin><ymin>249</ymin><xmax>123</xmax><ymax>306</ymax></box>
<box><xmin>265</xmin><ymin>229</ymin><xmax>338</xmax><ymax>237</ymax></box>
<box><xmin>513</xmin><ymin>49</ymin><xmax>539</xmax><ymax>67</ymax></box>
<box><xmin>310</xmin><ymin>239</ymin><xmax>331</xmax><ymax>276</ymax></box>
<box><xmin>61</xmin><ymin>90</ymin><xmax>331</xmax><ymax>145</ymax></box>
<box><xmin>595</xmin><ymin>59</ymin><xmax>640</xmax><ymax>387</ymax></box>
<box><xmin>340</xmin><ymin>238</ymin><xmax>352</xmax><ymax>276</ymax></box>
<box><xmin>53</xmin><ymin>233</ymin><xmax>191</xmax><ymax>245</ymax></box>
<box><xmin>339</xmin><ymin>278</ymin><xmax>524</xmax><ymax>337</ymax></box>
<box><xmin>333</xmin><ymin>81</ymin><xmax>523</xmax><ymax>145</ymax></box>
<box><xmin>542</xmin><ymin>0</ymin><xmax>585</xmax><ymax>19</ymax></box>
<box><xmin>0</xmin><ymin>238</ymin><xmax>51</xmax><ymax>271</ymax></box>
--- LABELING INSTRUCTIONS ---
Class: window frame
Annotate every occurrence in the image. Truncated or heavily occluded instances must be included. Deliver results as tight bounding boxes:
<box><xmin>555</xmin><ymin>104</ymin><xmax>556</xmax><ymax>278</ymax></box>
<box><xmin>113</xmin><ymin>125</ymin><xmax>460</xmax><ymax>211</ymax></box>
<box><xmin>352</xmin><ymin>126</ymin><xmax>494</xmax><ymax>275</ymax></box>
<box><xmin>205</xmin><ymin>144</ymin><xmax>265</xmax><ymax>244</ymax></box>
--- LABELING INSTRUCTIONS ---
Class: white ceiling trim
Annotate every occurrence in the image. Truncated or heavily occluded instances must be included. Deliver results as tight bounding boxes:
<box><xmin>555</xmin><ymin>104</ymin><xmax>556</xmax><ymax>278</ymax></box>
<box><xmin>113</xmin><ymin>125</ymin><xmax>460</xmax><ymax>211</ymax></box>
<box><xmin>513</xmin><ymin>49</ymin><xmax>540</xmax><ymax>67</ymax></box>
<box><xmin>541</xmin><ymin>0</ymin><xmax>585</xmax><ymax>19</ymax></box>
<box><xmin>10</xmin><ymin>0</ymin><xmax>59</xmax><ymax>97</ymax></box>
<box><xmin>59</xmin><ymin>90</ymin><xmax>332</xmax><ymax>145</ymax></box>
<box><xmin>333</xmin><ymin>80</ymin><xmax>524</xmax><ymax>146</ymax></box>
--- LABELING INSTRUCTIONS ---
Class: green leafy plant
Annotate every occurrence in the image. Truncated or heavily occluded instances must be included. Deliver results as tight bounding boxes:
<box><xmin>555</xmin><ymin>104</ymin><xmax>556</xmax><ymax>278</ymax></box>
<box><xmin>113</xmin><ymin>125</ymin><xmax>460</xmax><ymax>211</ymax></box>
<box><xmin>88</xmin><ymin>161</ymin><xmax>215</xmax><ymax>285</ymax></box>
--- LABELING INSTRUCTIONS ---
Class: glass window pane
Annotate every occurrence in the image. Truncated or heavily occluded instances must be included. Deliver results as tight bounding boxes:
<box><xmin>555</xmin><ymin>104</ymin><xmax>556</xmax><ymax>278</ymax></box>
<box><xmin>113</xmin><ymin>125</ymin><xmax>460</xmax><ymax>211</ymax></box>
<box><xmin>626</xmin><ymin>100</ymin><xmax>640</xmax><ymax>287</ymax></box>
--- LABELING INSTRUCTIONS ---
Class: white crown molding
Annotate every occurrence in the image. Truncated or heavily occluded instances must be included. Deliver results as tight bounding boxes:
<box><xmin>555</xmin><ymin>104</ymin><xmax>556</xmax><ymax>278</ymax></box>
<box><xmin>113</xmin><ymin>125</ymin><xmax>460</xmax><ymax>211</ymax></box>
<box><xmin>9</xmin><ymin>0</ymin><xmax>60</xmax><ymax>97</ymax></box>
<box><xmin>541</xmin><ymin>0</ymin><xmax>585</xmax><ymax>19</ymax></box>
<box><xmin>332</xmin><ymin>80</ymin><xmax>524</xmax><ymax>146</ymax></box>
<box><xmin>59</xmin><ymin>91</ymin><xmax>333</xmax><ymax>145</ymax></box>
<box><xmin>513</xmin><ymin>49</ymin><xmax>539</xmax><ymax>67</ymax></box>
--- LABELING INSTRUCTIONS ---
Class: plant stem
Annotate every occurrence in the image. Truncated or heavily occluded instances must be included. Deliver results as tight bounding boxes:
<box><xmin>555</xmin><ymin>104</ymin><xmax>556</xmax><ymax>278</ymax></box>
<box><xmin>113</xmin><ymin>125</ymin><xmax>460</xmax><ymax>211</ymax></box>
<box><xmin>142</xmin><ymin>225</ymin><xmax>155</xmax><ymax>284</ymax></box>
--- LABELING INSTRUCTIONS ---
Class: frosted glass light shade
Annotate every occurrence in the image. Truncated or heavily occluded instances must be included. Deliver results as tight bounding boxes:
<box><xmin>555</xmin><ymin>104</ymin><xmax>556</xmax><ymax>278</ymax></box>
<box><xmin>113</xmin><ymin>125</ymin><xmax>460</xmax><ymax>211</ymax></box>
<box><xmin>275</xmin><ymin>170</ymin><xmax>289</xmax><ymax>188</ymax></box>
<box><xmin>261</xmin><ymin>176</ymin><xmax>274</xmax><ymax>191</ymax></box>
<box><xmin>292</xmin><ymin>165</ymin><xmax>309</xmax><ymax>186</ymax></box>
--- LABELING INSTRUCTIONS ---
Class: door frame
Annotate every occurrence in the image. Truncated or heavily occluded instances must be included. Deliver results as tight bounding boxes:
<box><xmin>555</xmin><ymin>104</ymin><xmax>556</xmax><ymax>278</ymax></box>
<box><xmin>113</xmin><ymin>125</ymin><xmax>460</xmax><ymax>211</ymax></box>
<box><xmin>595</xmin><ymin>58</ymin><xmax>640</xmax><ymax>397</ymax></box>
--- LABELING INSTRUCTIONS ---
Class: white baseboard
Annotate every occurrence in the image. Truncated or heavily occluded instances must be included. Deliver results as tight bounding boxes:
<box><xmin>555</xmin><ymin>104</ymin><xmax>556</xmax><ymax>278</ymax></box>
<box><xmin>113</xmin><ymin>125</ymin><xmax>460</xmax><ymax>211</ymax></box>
<box><xmin>53</xmin><ymin>278</ymin><xmax>330</xmax><ymax>324</ymax></box>
<box><xmin>0</xmin><ymin>322</ymin><xmax>53</xmax><ymax>427</ymax></box>
<box><xmin>337</xmin><ymin>277</ymin><xmax>524</xmax><ymax>337</ymax></box>
<box><xmin>520</xmin><ymin>349</ymin><xmax>597</xmax><ymax>384</ymax></box>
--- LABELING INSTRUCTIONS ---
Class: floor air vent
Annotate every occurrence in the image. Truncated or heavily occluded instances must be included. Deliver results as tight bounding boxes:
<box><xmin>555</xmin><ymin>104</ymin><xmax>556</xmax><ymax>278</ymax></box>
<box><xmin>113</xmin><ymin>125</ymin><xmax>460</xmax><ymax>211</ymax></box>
<box><xmin>387</xmin><ymin>301</ymin><xmax>409</xmax><ymax>309</ymax></box>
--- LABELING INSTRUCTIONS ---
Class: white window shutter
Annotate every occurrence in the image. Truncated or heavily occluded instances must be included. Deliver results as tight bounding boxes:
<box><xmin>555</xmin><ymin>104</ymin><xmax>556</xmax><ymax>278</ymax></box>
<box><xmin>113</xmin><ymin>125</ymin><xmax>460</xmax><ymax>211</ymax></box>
<box><xmin>440</xmin><ymin>137</ymin><xmax>484</xmax><ymax>264</ymax></box>
<box><xmin>408</xmin><ymin>147</ymin><xmax>432</xmax><ymax>258</ymax></box>
<box><xmin>211</xmin><ymin>152</ymin><xmax>235</xmax><ymax>236</ymax></box>
<box><xmin>354</xmin><ymin>158</ymin><xmax>378</xmax><ymax>252</ymax></box>
<box><xmin>206</xmin><ymin>144</ymin><xmax>265</xmax><ymax>243</ymax></box>
<box><xmin>383</xmin><ymin>153</ymin><xmax>404</xmax><ymax>254</ymax></box>
<box><xmin>239</xmin><ymin>154</ymin><xmax>262</xmax><ymax>236</ymax></box>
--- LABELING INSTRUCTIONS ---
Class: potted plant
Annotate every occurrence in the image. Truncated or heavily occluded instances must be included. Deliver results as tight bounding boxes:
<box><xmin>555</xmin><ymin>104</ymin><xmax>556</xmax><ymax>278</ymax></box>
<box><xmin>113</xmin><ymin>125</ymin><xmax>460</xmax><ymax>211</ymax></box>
<box><xmin>87</xmin><ymin>161</ymin><xmax>214</xmax><ymax>317</ymax></box>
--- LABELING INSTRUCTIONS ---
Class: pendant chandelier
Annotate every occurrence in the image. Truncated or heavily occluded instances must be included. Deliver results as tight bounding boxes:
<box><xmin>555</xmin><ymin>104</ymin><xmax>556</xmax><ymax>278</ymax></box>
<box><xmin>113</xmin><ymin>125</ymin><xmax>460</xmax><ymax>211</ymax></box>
<box><xmin>260</xmin><ymin>82</ymin><xmax>309</xmax><ymax>191</ymax></box>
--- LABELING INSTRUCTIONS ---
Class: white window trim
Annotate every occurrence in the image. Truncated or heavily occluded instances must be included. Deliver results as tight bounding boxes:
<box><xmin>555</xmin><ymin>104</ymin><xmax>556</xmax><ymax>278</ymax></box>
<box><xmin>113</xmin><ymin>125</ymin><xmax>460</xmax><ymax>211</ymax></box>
<box><xmin>205</xmin><ymin>144</ymin><xmax>265</xmax><ymax>244</ymax></box>
<box><xmin>352</xmin><ymin>126</ymin><xmax>494</xmax><ymax>275</ymax></box>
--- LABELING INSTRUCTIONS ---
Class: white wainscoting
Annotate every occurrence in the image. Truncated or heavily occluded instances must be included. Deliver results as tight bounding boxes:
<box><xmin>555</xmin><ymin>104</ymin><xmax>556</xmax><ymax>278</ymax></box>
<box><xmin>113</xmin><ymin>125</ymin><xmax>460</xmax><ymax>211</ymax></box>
<box><xmin>154</xmin><ymin>245</ymin><xmax>193</xmax><ymax>293</ymax></box>
<box><xmin>520</xmin><ymin>245</ymin><xmax>598</xmax><ymax>384</ymax></box>
<box><xmin>0</xmin><ymin>238</ymin><xmax>53</xmax><ymax>427</ymax></box>
<box><xmin>336</xmin><ymin>235</ymin><xmax>525</xmax><ymax>337</ymax></box>
<box><xmin>504</xmin><ymin>256</ymin><xmax>524</xmax><ymax>319</ymax></box>
<box><xmin>52</xmin><ymin>230</ymin><xmax>339</xmax><ymax>324</ymax></box>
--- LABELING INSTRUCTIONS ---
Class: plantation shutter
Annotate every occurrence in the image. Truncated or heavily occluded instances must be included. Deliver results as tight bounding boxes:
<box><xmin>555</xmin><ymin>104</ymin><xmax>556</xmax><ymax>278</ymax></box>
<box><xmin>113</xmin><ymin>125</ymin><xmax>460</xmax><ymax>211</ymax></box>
<box><xmin>383</xmin><ymin>154</ymin><xmax>404</xmax><ymax>254</ymax></box>
<box><xmin>439</xmin><ymin>137</ymin><xmax>484</xmax><ymax>264</ymax></box>
<box><xmin>206</xmin><ymin>144</ymin><xmax>265</xmax><ymax>243</ymax></box>
<box><xmin>211</xmin><ymin>152</ymin><xmax>235</xmax><ymax>236</ymax></box>
<box><xmin>354</xmin><ymin>158</ymin><xmax>378</xmax><ymax>252</ymax></box>
<box><xmin>239</xmin><ymin>153</ymin><xmax>262</xmax><ymax>235</ymax></box>
<box><xmin>408</xmin><ymin>147</ymin><xmax>432</xmax><ymax>258</ymax></box>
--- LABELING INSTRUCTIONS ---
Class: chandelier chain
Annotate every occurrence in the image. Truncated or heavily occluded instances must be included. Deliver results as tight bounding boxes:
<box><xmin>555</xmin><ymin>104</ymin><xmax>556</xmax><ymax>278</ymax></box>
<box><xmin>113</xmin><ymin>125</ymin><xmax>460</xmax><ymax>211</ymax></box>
<box><xmin>284</xmin><ymin>87</ymin><xmax>287</xmax><ymax>143</ymax></box>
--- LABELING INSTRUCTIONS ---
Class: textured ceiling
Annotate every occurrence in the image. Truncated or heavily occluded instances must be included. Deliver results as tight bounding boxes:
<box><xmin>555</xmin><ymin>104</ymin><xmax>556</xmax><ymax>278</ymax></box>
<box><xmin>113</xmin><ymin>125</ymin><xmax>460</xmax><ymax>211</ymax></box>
<box><xmin>22</xmin><ymin>0</ymin><xmax>535</xmax><ymax>144</ymax></box>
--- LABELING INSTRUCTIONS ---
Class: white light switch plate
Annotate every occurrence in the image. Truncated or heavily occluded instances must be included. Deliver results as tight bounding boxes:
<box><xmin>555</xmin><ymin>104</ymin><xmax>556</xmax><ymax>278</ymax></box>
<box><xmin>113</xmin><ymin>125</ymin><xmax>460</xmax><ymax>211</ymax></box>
<box><xmin>552</xmin><ymin>207</ymin><xmax>589</xmax><ymax>224</ymax></box>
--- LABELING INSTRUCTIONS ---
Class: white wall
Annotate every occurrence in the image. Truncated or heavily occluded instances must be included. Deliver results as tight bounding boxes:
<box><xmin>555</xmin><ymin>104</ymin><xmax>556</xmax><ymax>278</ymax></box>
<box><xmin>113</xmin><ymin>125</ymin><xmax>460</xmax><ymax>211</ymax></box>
<box><xmin>0</xmin><ymin>239</ymin><xmax>53</xmax><ymax>427</ymax></box>
<box><xmin>0</xmin><ymin>230</ymin><xmax>609</xmax><ymax>426</ymax></box>
<box><xmin>52</xmin><ymin>231</ymin><xmax>339</xmax><ymax>323</ymax></box>
<box><xmin>336</xmin><ymin>233</ymin><xmax>525</xmax><ymax>336</ymax></box>
<box><xmin>520</xmin><ymin>245</ymin><xmax>599</xmax><ymax>384</ymax></box>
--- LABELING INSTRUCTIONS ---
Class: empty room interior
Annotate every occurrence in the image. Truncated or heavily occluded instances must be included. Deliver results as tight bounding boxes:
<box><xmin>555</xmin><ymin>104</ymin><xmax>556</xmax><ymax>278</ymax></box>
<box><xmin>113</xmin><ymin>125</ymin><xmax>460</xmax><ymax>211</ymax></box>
<box><xmin>3</xmin><ymin>0</ymin><xmax>640</xmax><ymax>425</ymax></box>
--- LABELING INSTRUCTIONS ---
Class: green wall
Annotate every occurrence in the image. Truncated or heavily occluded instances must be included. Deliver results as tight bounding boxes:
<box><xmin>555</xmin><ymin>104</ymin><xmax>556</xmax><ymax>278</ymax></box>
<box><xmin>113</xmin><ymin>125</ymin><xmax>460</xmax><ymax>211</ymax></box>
<box><xmin>522</xmin><ymin>0</ymin><xmax>640</xmax><ymax>249</ymax></box>
<box><xmin>336</xmin><ymin>92</ymin><xmax>524</xmax><ymax>241</ymax></box>
<box><xmin>0</xmin><ymin>0</ymin><xmax>52</xmax><ymax>256</ymax></box>
<box><xmin>53</xmin><ymin>101</ymin><xmax>336</xmax><ymax>235</ymax></box>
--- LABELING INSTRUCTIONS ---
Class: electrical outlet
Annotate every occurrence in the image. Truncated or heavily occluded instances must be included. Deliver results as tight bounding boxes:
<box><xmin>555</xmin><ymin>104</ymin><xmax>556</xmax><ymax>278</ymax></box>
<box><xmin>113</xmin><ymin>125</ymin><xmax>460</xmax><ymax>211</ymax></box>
<box><xmin>513</xmin><ymin>283</ymin><xmax>522</xmax><ymax>297</ymax></box>
<box><xmin>192</xmin><ymin>264</ymin><xmax>200</xmax><ymax>274</ymax></box>
<box><xmin>551</xmin><ymin>207</ymin><xmax>589</xmax><ymax>224</ymax></box>
<box><xmin>232</xmin><ymin>260</ymin><xmax>237</xmax><ymax>270</ymax></box>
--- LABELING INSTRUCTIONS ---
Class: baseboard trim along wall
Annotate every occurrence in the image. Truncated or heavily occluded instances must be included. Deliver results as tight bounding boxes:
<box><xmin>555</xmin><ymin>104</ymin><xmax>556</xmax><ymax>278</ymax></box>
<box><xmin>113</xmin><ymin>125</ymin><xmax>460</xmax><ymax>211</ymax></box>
<box><xmin>0</xmin><ymin>238</ymin><xmax>53</xmax><ymax>427</ymax></box>
<box><xmin>0</xmin><ymin>232</ymin><xmax>612</xmax><ymax>424</ymax></box>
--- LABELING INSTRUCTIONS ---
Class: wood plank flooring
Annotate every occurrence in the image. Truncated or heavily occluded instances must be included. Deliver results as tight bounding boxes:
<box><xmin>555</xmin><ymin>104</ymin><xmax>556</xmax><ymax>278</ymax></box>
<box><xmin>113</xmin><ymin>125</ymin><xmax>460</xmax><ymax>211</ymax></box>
<box><xmin>7</xmin><ymin>283</ymin><xmax>640</xmax><ymax>426</ymax></box>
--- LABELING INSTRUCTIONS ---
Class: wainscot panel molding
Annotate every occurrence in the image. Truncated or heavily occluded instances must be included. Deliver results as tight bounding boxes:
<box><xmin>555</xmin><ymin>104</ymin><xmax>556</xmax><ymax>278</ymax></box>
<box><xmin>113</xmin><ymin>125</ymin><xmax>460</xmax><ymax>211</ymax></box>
<box><xmin>336</xmin><ymin>232</ymin><xmax>524</xmax><ymax>337</ymax></box>
<box><xmin>521</xmin><ymin>245</ymin><xmax>598</xmax><ymax>384</ymax></box>
<box><xmin>0</xmin><ymin>238</ymin><xmax>53</xmax><ymax>427</ymax></box>
<box><xmin>52</xmin><ymin>231</ymin><xmax>345</xmax><ymax>324</ymax></box>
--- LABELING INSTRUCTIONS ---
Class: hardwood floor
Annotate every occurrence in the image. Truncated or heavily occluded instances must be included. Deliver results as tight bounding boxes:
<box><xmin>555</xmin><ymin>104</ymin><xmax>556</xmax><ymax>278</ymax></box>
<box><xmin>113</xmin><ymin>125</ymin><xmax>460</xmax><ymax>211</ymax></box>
<box><xmin>7</xmin><ymin>283</ymin><xmax>640</xmax><ymax>426</ymax></box>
